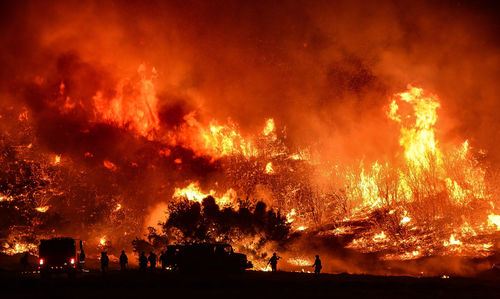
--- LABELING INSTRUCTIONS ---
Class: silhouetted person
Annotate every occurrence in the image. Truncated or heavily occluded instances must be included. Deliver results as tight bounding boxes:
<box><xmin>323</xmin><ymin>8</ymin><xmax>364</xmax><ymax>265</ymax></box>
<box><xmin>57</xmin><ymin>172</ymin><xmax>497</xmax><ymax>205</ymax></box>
<box><xmin>148</xmin><ymin>252</ymin><xmax>157</xmax><ymax>270</ymax></box>
<box><xmin>267</xmin><ymin>252</ymin><xmax>280</xmax><ymax>272</ymax></box>
<box><xmin>139</xmin><ymin>252</ymin><xmax>148</xmax><ymax>271</ymax></box>
<box><xmin>312</xmin><ymin>255</ymin><xmax>322</xmax><ymax>276</ymax></box>
<box><xmin>100</xmin><ymin>252</ymin><xmax>109</xmax><ymax>274</ymax></box>
<box><xmin>20</xmin><ymin>252</ymin><xmax>29</xmax><ymax>271</ymax></box>
<box><xmin>79</xmin><ymin>249</ymin><xmax>86</xmax><ymax>269</ymax></box>
<box><xmin>119</xmin><ymin>250</ymin><xmax>128</xmax><ymax>271</ymax></box>
<box><xmin>159</xmin><ymin>251</ymin><xmax>167</xmax><ymax>270</ymax></box>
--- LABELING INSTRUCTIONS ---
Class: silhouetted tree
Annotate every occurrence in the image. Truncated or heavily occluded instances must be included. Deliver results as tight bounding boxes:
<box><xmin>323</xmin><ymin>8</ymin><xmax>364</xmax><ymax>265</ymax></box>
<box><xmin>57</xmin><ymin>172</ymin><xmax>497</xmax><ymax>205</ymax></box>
<box><xmin>137</xmin><ymin>196</ymin><xmax>292</xmax><ymax>252</ymax></box>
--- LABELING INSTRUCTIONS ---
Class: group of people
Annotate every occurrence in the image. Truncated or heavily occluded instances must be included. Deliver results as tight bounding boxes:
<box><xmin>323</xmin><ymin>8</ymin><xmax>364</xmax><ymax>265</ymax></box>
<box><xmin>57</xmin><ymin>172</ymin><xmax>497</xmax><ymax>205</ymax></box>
<box><xmin>268</xmin><ymin>253</ymin><xmax>322</xmax><ymax>276</ymax></box>
<box><xmin>100</xmin><ymin>250</ymin><xmax>170</xmax><ymax>272</ymax></box>
<box><xmin>138</xmin><ymin>251</ymin><xmax>170</xmax><ymax>271</ymax></box>
<box><xmin>101</xmin><ymin>250</ymin><xmax>322</xmax><ymax>275</ymax></box>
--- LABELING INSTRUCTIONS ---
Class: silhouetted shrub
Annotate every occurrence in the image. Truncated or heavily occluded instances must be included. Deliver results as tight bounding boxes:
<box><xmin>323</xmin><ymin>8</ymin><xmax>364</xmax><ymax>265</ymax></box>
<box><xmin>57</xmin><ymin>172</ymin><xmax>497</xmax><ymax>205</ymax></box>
<box><xmin>134</xmin><ymin>196</ymin><xmax>291</xmax><ymax>252</ymax></box>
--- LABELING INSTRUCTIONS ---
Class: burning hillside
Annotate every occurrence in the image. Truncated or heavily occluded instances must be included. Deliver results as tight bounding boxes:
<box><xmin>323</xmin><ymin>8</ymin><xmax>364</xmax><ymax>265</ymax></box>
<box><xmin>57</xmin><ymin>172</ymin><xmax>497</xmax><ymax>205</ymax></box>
<box><xmin>0</xmin><ymin>0</ymin><xmax>499</xmax><ymax>277</ymax></box>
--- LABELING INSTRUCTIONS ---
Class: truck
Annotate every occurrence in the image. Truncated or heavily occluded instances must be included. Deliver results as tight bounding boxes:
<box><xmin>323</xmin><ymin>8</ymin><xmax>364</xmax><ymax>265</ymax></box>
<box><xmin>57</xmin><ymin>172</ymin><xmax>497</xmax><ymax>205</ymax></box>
<box><xmin>38</xmin><ymin>237</ymin><xmax>83</xmax><ymax>278</ymax></box>
<box><xmin>165</xmin><ymin>243</ymin><xmax>252</xmax><ymax>273</ymax></box>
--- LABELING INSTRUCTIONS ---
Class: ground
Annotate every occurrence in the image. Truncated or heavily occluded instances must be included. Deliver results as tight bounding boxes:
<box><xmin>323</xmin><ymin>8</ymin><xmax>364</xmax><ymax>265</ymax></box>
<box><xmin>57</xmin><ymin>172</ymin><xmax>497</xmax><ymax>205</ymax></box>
<box><xmin>0</xmin><ymin>269</ymin><xmax>499</xmax><ymax>298</ymax></box>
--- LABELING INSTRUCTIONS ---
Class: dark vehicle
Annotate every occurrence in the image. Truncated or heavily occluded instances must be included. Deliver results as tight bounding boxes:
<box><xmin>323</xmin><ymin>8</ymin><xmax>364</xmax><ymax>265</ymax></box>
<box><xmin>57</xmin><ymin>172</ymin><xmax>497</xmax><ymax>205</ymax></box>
<box><xmin>165</xmin><ymin>243</ymin><xmax>252</xmax><ymax>273</ymax></box>
<box><xmin>38</xmin><ymin>237</ymin><xmax>83</xmax><ymax>278</ymax></box>
<box><xmin>165</xmin><ymin>245</ymin><xmax>183</xmax><ymax>270</ymax></box>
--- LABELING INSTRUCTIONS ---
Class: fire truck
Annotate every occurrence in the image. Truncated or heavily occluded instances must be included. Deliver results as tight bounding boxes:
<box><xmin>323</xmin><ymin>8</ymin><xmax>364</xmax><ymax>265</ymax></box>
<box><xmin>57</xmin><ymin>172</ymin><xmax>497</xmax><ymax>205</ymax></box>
<box><xmin>38</xmin><ymin>237</ymin><xmax>83</xmax><ymax>278</ymax></box>
<box><xmin>165</xmin><ymin>243</ymin><xmax>253</xmax><ymax>273</ymax></box>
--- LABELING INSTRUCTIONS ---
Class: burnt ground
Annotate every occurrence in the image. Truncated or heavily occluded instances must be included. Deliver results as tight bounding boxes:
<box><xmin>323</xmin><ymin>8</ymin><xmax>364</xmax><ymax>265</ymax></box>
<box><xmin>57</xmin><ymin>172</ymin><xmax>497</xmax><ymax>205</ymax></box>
<box><xmin>0</xmin><ymin>269</ymin><xmax>499</xmax><ymax>298</ymax></box>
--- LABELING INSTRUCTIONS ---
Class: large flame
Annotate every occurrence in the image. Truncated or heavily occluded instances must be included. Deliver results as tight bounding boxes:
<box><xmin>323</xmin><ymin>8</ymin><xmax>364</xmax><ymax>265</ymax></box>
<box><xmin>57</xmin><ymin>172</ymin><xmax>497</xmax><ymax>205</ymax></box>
<box><xmin>93</xmin><ymin>64</ymin><xmax>160</xmax><ymax>138</ymax></box>
<box><xmin>2</xmin><ymin>63</ymin><xmax>498</xmax><ymax>276</ymax></box>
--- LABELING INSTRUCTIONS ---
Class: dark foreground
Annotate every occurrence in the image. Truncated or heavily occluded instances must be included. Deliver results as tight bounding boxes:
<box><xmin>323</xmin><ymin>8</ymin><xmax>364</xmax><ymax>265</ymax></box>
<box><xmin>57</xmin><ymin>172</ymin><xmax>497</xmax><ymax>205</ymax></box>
<box><xmin>0</xmin><ymin>270</ymin><xmax>499</xmax><ymax>298</ymax></box>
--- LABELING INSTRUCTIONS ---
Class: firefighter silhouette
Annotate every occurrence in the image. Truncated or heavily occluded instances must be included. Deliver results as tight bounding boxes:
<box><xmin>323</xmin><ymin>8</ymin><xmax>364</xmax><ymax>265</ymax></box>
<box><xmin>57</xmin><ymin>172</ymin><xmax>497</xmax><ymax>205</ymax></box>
<box><xmin>100</xmin><ymin>252</ymin><xmax>109</xmax><ymax>273</ymax></box>
<box><xmin>148</xmin><ymin>252</ymin><xmax>157</xmax><ymax>270</ymax></box>
<box><xmin>159</xmin><ymin>251</ymin><xmax>167</xmax><ymax>270</ymax></box>
<box><xmin>119</xmin><ymin>250</ymin><xmax>128</xmax><ymax>271</ymax></box>
<box><xmin>20</xmin><ymin>252</ymin><xmax>29</xmax><ymax>271</ymax></box>
<box><xmin>139</xmin><ymin>252</ymin><xmax>148</xmax><ymax>271</ymax></box>
<box><xmin>267</xmin><ymin>252</ymin><xmax>280</xmax><ymax>272</ymax></box>
<box><xmin>312</xmin><ymin>255</ymin><xmax>322</xmax><ymax>276</ymax></box>
<box><xmin>79</xmin><ymin>249</ymin><xmax>86</xmax><ymax>269</ymax></box>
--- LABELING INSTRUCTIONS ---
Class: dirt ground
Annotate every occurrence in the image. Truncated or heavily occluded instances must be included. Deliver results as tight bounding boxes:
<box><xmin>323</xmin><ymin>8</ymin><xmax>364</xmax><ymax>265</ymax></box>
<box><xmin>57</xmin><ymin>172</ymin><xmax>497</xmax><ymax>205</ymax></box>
<box><xmin>0</xmin><ymin>268</ymin><xmax>499</xmax><ymax>299</ymax></box>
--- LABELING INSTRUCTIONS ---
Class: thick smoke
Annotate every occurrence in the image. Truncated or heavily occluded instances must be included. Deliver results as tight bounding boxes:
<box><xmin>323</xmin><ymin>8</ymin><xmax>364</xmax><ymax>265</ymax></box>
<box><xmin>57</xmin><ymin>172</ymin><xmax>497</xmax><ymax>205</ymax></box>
<box><xmin>1</xmin><ymin>0</ymin><xmax>499</xmax><ymax>162</ymax></box>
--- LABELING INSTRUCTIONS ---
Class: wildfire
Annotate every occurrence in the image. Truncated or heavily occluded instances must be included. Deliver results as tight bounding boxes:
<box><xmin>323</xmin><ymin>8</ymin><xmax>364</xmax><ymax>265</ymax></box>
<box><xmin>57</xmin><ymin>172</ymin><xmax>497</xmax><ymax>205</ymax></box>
<box><xmin>263</xmin><ymin>118</ymin><xmax>275</xmax><ymax>136</ymax></box>
<box><xmin>488</xmin><ymin>214</ymin><xmax>500</xmax><ymax>230</ymax></box>
<box><xmin>335</xmin><ymin>85</ymin><xmax>498</xmax><ymax>262</ymax></box>
<box><xmin>2</xmin><ymin>242</ymin><xmax>37</xmax><ymax>255</ymax></box>
<box><xmin>93</xmin><ymin>64</ymin><xmax>159</xmax><ymax>138</ymax></box>
<box><xmin>265</xmin><ymin>162</ymin><xmax>274</xmax><ymax>174</ymax></box>
<box><xmin>372</xmin><ymin>231</ymin><xmax>387</xmax><ymax>242</ymax></box>
<box><xmin>389</xmin><ymin>86</ymin><xmax>441</xmax><ymax>170</ymax></box>
<box><xmin>1</xmin><ymin>54</ymin><xmax>498</xmax><ymax>276</ymax></box>
<box><xmin>286</xmin><ymin>209</ymin><xmax>296</xmax><ymax>223</ymax></box>
<box><xmin>35</xmin><ymin>206</ymin><xmax>50</xmax><ymax>213</ymax></box>
<box><xmin>182</xmin><ymin>82</ymin><xmax>497</xmax><ymax>267</ymax></box>
<box><xmin>103</xmin><ymin>160</ymin><xmax>117</xmax><ymax>171</ymax></box>
<box><xmin>173</xmin><ymin>182</ymin><xmax>237</xmax><ymax>206</ymax></box>
<box><xmin>443</xmin><ymin>235</ymin><xmax>462</xmax><ymax>247</ymax></box>
<box><xmin>400</xmin><ymin>216</ymin><xmax>411</xmax><ymax>224</ymax></box>
<box><xmin>203</xmin><ymin>122</ymin><xmax>257</xmax><ymax>158</ymax></box>
<box><xmin>173</xmin><ymin>182</ymin><xmax>211</xmax><ymax>203</ymax></box>
<box><xmin>0</xmin><ymin>0</ymin><xmax>498</xmax><ymax>280</ymax></box>
<box><xmin>0</xmin><ymin>194</ymin><xmax>14</xmax><ymax>202</ymax></box>
<box><xmin>185</xmin><ymin>118</ymin><xmax>260</xmax><ymax>159</ymax></box>
<box><xmin>288</xmin><ymin>257</ymin><xmax>313</xmax><ymax>267</ymax></box>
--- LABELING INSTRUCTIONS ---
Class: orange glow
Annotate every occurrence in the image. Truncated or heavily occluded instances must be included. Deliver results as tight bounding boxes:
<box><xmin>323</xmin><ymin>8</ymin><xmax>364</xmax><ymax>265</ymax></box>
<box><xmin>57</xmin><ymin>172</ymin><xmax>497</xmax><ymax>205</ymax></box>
<box><xmin>93</xmin><ymin>64</ymin><xmax>159</xmax><ymax>138</ymax></box>
<box><xmin>265</xmin><ymin>162</ymin><xmax>274</xmax><ymax>174</ymax></box>
<box><xmin>103</xmin><ymin>160</ymin><xmax>117</xmax><ymax>171</ymax></box>
<box><xmin>263</xmin><ymin>118</ymin><xmax>275</xmax><ymax>136</ymax></box>
<box><xmin>488</xmin><ymin>214</ymin><xmax>500</xmax><ymax>231</ymax></box>
<box><xmin>35</xmin><ymin>206</ymin><xmax>50</xmax><ymax>213</ymax></box>
<box><xmin>0</xmin><ymin>195</ymin><xmax>14</xmax><ymax>202</ymax></box>
<box><xmin>173</xmin><ymin>182</ymin><xmax>237</xmax><ymax>207</ymax></box>
<box><xmin>388</xmin><ymin>86</ymin><xmax>441</xmax><ymax>170</ymax></box>
<box><xmin>2</xmin><ymin>242</ymin><xmax>37</xmax><ymax>255</ymax></box>
<box><xmin>199</xmin><ymin>121</ymin><xmax>257</xmax><ymax>158</ymax></box>
<box><xmin>173</xmin><ymin>182</ymin><xmax>211</xmax><ymax>203</ymax></box>
<box><xmin>288</xmin><ymin>257</ymin><xmax>313</xmax><ymax>266</ymax></box>
<box><xmin>1</xmin><ymin>1</ymin><xmax>499</xmax><ymax>279</ymax></box>
<box><xmin>443</xmin><ymin>235</ymin><xmax>462</xmax><ymax>247</ymax></box>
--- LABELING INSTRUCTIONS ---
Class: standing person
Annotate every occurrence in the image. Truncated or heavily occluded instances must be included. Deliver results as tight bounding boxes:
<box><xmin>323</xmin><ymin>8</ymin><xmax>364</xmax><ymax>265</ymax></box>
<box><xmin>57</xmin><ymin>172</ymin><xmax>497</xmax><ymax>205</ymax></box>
<box><xmin>100</xmin><ymin>252</ymin><xmax>109</xmax><ymax>274</ymax></box>
<box><xmin>267</xmin><ymin>252</ymin><xmax>280</xmax><ymax>272</ymax></box>
<box><xmin>119</xmin><ymin>250</ymin><xmax>128</xmax><ymax>271</ymax></box>
<box><xmin>20</xmin><ymin>252</ymin><xmax>29</xmax><ymax>272</ymax></box>
<box><xmin>148</xmin><ymin>252</ymin><xmax>157</xmax><ymax>270</ymax></box>
<box><xmin>159</xmin><ymin>251</ymin><xmax>167</xmax><ymax>270</ymax></box>
<box><xmin>139</xmin><ymin>252</ymin><xmax>148</xmax><ymax>271</ymax></box>
<box><xmin>79</xmin><ymin>249</ymin><xmax>86</xmax><ymax>270</ymax></box>
<box><xmin>312</xmin><ymin>255</ymin><xmax>322</xmax><ymax>276</ymax></box>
